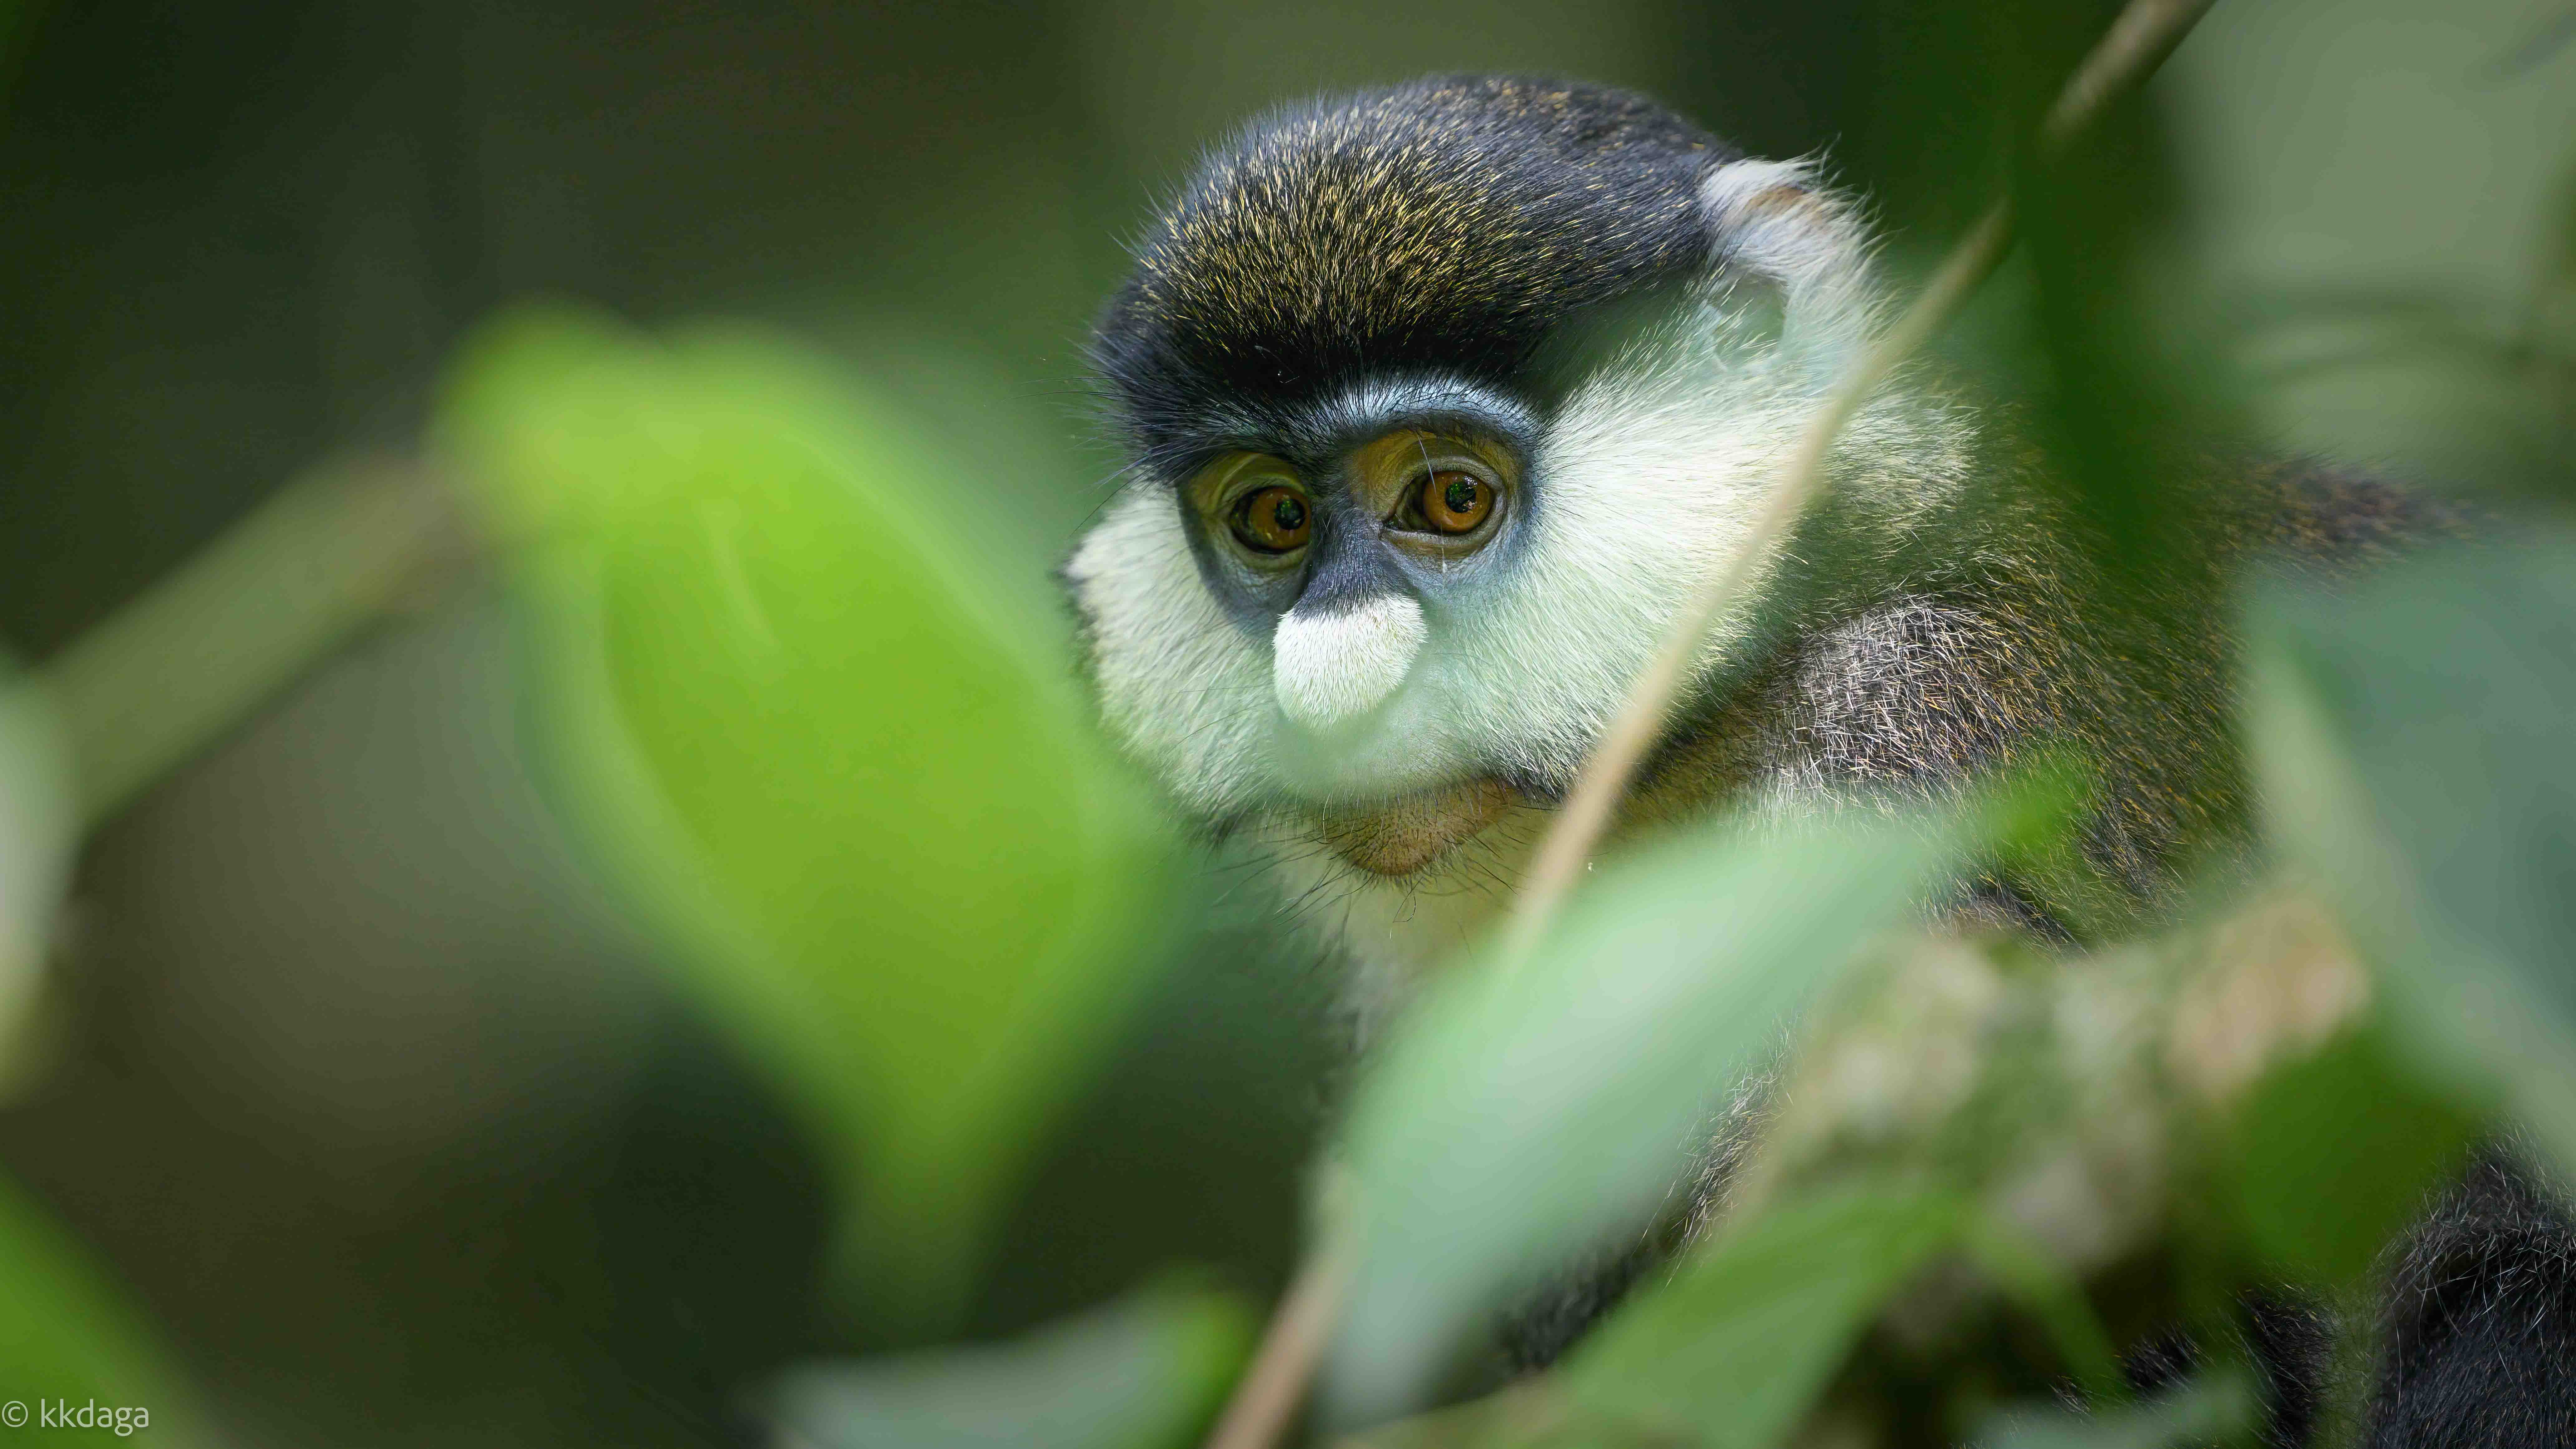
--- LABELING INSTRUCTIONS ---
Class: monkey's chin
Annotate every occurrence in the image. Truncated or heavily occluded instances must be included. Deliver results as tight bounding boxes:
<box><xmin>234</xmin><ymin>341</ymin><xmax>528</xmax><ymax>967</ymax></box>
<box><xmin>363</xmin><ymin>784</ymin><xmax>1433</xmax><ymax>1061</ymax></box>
<box><xmin>1307</xmin><ymin>776</ymin><xmax>1518</xmax><ymax>877</ymax></box>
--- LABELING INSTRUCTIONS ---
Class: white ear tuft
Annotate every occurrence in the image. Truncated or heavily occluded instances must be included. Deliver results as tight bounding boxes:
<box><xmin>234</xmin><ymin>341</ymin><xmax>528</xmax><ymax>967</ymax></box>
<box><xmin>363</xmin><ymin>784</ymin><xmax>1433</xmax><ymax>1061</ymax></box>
<box><xmin>1273</xmin><ymin>594</ymin><xmax>1427</xmax><ymax>730</ymax></box>
<box><xmin>1699</xmin><ymin>157</ymin><xmax>1880</xmax><ymax>364</ymax></box>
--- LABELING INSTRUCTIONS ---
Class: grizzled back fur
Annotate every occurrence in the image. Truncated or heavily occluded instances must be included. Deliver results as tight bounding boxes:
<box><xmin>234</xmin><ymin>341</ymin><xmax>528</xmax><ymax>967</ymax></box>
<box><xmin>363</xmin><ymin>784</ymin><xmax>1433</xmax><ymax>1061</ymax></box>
<box><xmin>1093</xmin><ymin>75</ymin><xmax>1738</xmax><ymax>462</ymax></box>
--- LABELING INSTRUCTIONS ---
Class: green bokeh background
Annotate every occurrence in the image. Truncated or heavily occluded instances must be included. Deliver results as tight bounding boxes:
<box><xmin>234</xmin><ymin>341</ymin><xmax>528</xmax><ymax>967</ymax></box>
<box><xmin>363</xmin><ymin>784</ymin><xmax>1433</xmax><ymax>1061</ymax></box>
<box><xmin>0</xmin><ymin>1</ymin><xmax>2568</xmax><ymax>1444</ymax></box>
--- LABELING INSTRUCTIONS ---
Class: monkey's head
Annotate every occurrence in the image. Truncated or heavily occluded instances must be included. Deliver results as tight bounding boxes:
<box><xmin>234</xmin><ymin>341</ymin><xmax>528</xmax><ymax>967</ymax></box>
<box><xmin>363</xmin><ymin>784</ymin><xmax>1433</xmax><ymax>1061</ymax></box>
<box><xmin>1066</xmin><ymin>76</ymin><xmax>1945</xmax><ymax>965</ymax></box>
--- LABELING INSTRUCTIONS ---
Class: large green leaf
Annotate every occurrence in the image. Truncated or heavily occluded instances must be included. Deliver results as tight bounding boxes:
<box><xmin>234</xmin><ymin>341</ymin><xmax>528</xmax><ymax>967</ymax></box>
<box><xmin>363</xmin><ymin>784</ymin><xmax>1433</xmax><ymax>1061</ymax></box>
<box><xmin>2247</xmin><ymin>537</ymin><xmax>2576</xmax><ymax>1171</ymax></box>
<box><xmin>439</xmin><ymin>308</ymin><xmax>1174</xmax><ymax>1319</ymax></box>
<box><xmin>1322</xmin><ymin>809</ymin><xmax>1956</xmax><ymax>1422</ymax></box>
<box><xmin>1562</xmin><ymin>1185</ymin><xmax>1963</xmax><ymax>1448</ymax></box>
<box><xmin>764</xmin><ymin>1282</ymin><xmax>1252</xmax><ymax>1449</ymax></box>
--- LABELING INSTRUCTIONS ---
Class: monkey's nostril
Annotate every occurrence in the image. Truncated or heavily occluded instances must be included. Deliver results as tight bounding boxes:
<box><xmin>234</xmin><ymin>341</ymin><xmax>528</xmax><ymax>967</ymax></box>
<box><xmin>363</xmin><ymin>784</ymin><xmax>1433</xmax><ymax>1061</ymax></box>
<box><xmin>1272</xmin><ymin>593</ymin><xmax>1427</xmax><ymax>730</ymax></box>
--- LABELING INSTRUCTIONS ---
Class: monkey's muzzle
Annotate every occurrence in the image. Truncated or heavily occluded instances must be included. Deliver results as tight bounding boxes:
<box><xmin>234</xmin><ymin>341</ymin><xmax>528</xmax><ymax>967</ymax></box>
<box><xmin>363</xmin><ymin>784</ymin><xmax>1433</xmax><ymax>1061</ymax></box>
<box><xmin>1271</xmin><ymin>593</ymin><xmax>1427</xmax><ymax>731</ymax></box>
<box><xmin>1309</xmin><ymin>776</ymin><xmax>1516</xmax><ymax>877</ymax></box>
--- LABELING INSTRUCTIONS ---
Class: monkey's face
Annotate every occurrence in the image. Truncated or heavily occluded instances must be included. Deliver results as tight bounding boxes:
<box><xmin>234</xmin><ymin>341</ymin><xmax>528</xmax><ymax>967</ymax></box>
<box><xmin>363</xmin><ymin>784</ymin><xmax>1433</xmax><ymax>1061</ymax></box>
<box><xmin>1074</xmin><ymin>393</ymin><xmax>1559</xmax><ymax>879</ymax></box>
<box><xmin>1064</xmin><ymin>303</ymin><xmax>1798</xmax><ymax>880</ymax></box>
<box><xmin>1064</xmin><ymin>77</ymin><xmax>1902</xmax><ymax>957</ymax></box>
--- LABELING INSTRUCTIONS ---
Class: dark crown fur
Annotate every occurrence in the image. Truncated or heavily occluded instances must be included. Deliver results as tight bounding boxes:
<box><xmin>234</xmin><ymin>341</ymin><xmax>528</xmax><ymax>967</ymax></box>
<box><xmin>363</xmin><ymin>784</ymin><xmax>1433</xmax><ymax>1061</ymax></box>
<box><xmin>1092</xmin><ymin>75</ymin><xmax>1739</xmax><ymax>464</ymax></box>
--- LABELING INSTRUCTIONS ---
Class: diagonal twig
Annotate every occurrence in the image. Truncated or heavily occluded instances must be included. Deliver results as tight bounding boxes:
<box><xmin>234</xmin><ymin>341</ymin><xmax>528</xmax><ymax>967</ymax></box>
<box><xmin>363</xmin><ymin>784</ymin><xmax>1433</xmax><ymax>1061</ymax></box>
<box><xmin>36</xmin><ymin>456</ymin><xmax>475</xmax><ymax>827</ymax></box>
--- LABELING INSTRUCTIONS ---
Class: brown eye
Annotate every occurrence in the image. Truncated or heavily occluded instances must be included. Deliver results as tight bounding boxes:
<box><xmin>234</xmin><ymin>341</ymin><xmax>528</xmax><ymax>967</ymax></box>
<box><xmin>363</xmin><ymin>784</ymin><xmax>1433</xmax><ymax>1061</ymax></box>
<box><xmin>1232</xmin><ymin>485</ymin><xmax>1311</xmax><ymax>553</ymax></box>
<box><xmin>1419</xmin><ymin>470</ymin><xmax>1490</xmax><ymax>534</ymax></box>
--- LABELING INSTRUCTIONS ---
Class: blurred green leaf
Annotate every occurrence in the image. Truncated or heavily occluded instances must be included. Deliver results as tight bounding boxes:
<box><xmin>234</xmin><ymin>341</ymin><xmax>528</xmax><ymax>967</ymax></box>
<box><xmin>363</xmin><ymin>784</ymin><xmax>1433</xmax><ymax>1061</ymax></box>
<box><xmin>0</xmin><ymin>1172</ymin><xmax>213</xmax><ymax>1443</ymax></box>
<box><xmin>1975</xmin><ymin>747</ymin><xmax>2135</xmax><ymax>941</ymax></box>
<box><xmin>438</xmin><ymin>306</ymin><xmax>1174</xmax><ymax>1321</ymax></box>
<box><xmin>1323</xmin><ymin>808</ymin><xmax>1957</xmax><ymax>1422</ymax></box>
<box><xmin>1956</xmin><ymin>1214</ymin><xmax>2124</xmax><ymax>1403</ymax></box>
<box><xmin>1561</xmin><ymin>1185</ymin><xmax>1963</xmax><ymax>1449</ymax></box>
<box><xmin>2247</xmin><ymin>536</ymin><xmax>2576</xmax><ymax>1172</ymax></box>
<box><xmin>0</xmin><ymin>672</ymin><xmax>70</xmax><ymax>1051</ymax></box>
<box><xmin>763</xmin><ymin>1282</ymin><xmax>1252</xmax><ymax>1449</ymax></box>
<box><xmin>1976</xmin><ymin>1373</ymin><xmax>2252</xmax><ymax>1449</ymax></box>
<box><xmin>1327</xmin><ymin>1383</ymin><xmax>1565</xmax><ymax>1449</ymax></box>
<box><xmin>2231</xmin><ymin>1026</ymin><xmax>2477</xmax><ymax>1287</ymax></box>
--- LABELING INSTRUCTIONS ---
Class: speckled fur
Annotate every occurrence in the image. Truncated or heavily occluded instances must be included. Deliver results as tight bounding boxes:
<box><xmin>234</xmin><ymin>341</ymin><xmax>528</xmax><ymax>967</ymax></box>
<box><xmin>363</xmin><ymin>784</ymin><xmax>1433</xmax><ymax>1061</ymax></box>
<box><xmin>2368</xmin><ymin>1149</ymin><xmax>2576</xmax><ymax>1447</ymax></box>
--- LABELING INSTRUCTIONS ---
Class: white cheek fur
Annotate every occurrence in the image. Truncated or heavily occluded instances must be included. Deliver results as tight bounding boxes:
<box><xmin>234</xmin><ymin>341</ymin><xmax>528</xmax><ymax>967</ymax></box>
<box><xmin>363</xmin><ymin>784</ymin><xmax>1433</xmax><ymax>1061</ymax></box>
<box><xmin>1063</xmin><ymin>486</ymin><xmax>1273</xmax><ymax>820</ymax></box>
<box><xmin>1431</xmin><ymin>347</ymin><xmax>1799</xmax><ymax>791</ymax></box>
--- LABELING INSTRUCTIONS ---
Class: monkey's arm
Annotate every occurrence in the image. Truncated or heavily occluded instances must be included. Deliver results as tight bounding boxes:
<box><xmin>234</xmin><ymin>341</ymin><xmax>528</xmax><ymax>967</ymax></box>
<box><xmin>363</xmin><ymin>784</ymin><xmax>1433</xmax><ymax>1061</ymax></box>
<box><xmin>2368</xmin><ymin>1153</ymin><xmax>2576</xmax><ymax>1449</ymax></box>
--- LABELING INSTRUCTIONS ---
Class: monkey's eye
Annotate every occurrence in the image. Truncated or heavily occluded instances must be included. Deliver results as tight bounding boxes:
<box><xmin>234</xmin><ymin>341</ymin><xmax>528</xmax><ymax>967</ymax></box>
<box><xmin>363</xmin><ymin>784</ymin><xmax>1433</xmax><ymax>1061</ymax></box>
<box><xmin>1231</xmin><ymin>485</ymin><xmax>1312</xmax><ymax>553</ymax></box>
<box><xmin>1358</xmin><ymin>432</ymin><xmax>1512</xmax><ymax>552</ymax></box>
<box><xmin>1417</xmin><ymin>470</ymin><xmax>1490</xmax><ymax>534</ymax></box>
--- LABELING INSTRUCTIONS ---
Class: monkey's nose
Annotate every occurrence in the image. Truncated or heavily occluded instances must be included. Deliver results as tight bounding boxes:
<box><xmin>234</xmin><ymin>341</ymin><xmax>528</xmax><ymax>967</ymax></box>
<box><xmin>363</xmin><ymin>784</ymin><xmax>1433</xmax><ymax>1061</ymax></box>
<box><xmin>1272</xmin><ymin>593</ymin><xmax>1426</xmax><ymax>730</ymax></box>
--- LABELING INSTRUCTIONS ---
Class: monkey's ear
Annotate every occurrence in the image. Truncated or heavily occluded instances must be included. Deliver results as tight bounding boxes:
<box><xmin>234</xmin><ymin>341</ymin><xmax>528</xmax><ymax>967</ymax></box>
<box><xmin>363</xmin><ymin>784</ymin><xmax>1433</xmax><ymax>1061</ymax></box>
<box><xmin>1697</xmin><ymin>158</ymin><xmax>1878</xmax><ymax>352</ymax></box>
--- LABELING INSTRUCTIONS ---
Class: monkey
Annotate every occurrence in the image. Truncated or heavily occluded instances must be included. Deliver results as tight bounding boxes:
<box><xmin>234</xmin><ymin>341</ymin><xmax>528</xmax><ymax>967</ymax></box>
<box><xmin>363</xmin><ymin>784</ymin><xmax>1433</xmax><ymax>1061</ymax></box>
<box><xmin>1059</xmin><ymin>75</ymin><xmax>2568</xmax><ymax>1446</ymax></box>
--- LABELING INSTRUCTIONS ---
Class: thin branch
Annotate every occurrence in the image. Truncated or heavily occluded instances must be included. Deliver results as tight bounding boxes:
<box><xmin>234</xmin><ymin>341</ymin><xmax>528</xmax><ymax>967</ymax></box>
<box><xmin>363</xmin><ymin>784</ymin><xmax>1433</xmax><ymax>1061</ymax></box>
<box><xmin>2043</xmin><ymin>0</ymin><xmax>2221</xmax><ymax>151</ymax></box>
<box><xmin>1498</xmin><ymin>0</ymin><xmax>2217</xmax><ymax>967</ymax></box>
<box><xmin>1203</xmin><ymin>1227</ymin><xmax>1353</xmax><ymax>1449</ymax></box>
<box><xmin>36</xmin><ymin>456</ymin><xmax>475</xmax><ymax>827</ymax></box>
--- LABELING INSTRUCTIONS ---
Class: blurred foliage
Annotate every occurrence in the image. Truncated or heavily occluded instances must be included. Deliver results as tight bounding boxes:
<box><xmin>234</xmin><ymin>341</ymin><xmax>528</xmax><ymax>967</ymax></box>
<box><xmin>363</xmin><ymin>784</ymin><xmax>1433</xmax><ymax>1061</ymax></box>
<box><xmin>2228</xmin><ymin>1027</ymin><xmax>2474</xmax><ymax>1288</ymax></box>
<box><xmin>36</xmin><ymin>457</ymin><xmax>466</xmax><ymax>827</ymax></box>
<box><xmin>1560</xmin><ymin>1185</ymin><xmax>1965</xmax><ymax>1448</ymax></box>
<box><xmin>765</xmin><ymin>1281</ymin><xmax>1253</xmax><ymax>1449</ymax></box>
<box><xmin>2251</xmin><ymin>539</ymin><xmax>2576</xmax><ymax>1167</ymax></box>
<box><xmin>0</xmin><ymin>676</ymin><xmax>198</xmax><ymax>1428</ymax></box>
<box><xmin>440</xmin><ymin>308</ymin><xmax>1177</xmax><ymax>1326</ymax></box>
<box><xmin>1324</xmin><ymin>808</ymin><xmax>1959</xmax><ymax>1420</ymax></box>
<box><xmin>0</xmin><ymin>673</ymin><xmax>69</xmax><ymax>1043</ymax></box>
<box><xmin>0</xmin><ymin>675</ymin><xmax>206</xmax><ymax>1434</ymax></box>
<box><xmin>1977</xmin><ymin>1375</ymin><xmax>2252</xmax><ymax>1449</ymax></box>
<box><xmin>0</xmin><ymin>1173</ymin><xmax>208</xmax><ymax>1444</ymax></box>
